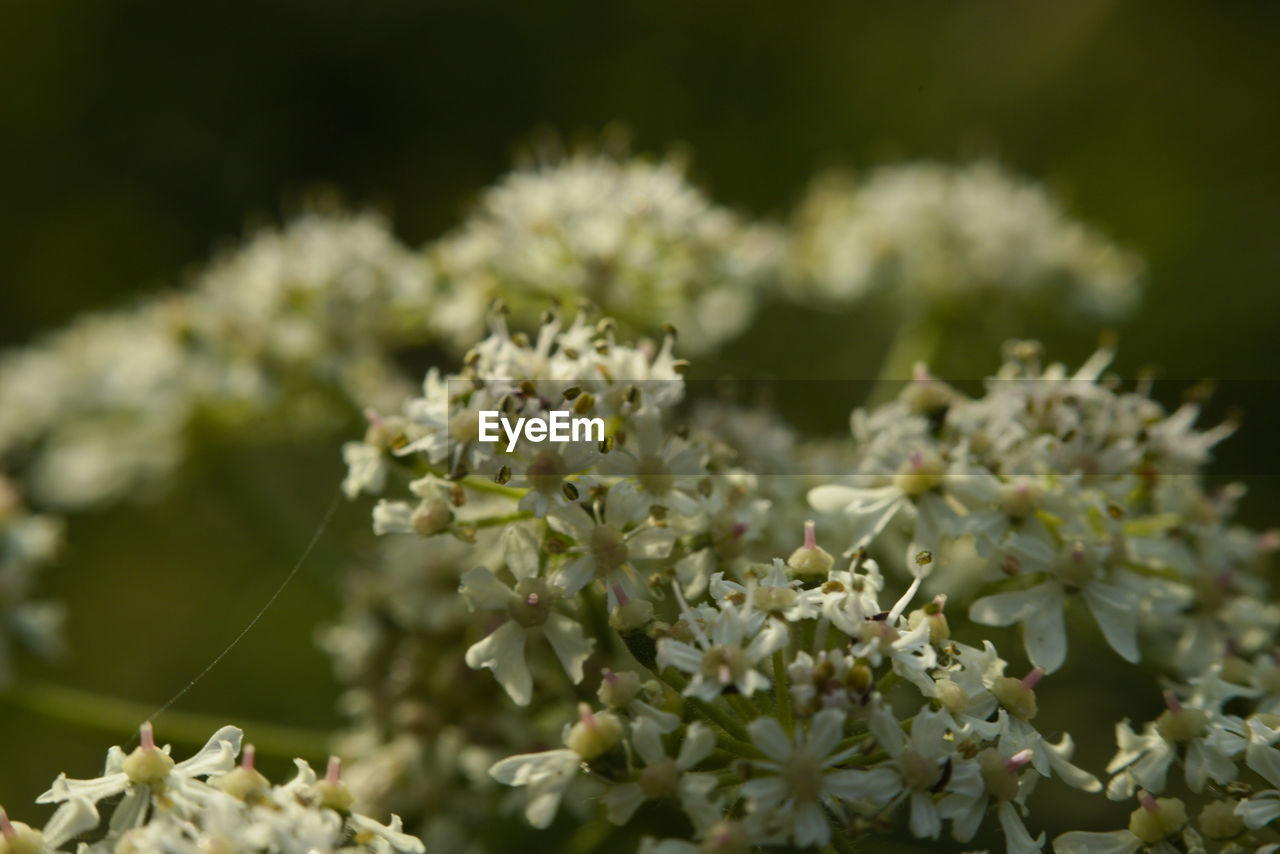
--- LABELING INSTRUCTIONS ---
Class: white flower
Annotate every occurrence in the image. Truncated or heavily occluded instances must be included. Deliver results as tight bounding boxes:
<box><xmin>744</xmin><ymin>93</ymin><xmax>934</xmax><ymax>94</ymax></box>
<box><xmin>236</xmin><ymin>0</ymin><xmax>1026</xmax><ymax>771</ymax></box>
<box><xmin>548</xmin><ymin>481</ymin><xmax>676</xmax><ymax>605</ymax></box>
<box><xmin>490</xmin><ymin>705</ymin><xmax>623</xmax><ymax>829</ymax></box>
<box><xmin>656</xmin><ymin>594</ymin><xmax>787</xmax><ymax>703</ymax></box>
<box><xmin>39</xmin><ymin>723</ymin><xmax>242</xmax><ymax>819</ymax></box>
<box><xmin>604</xmin><ymin>718</ymin><xmax>717</xmax><ymax>826</ymax></box>
<box><xmin>1104</xmin><ymin>692</ymin><xmax>1245</xmax><ymax>799</ymax></box>
<box><xmin>969</xmin><ymin>530</ymin><xmax>1139</xmax><ymax>673</ymax></box>
<box><xmin>741</xmin><ymin>708</ymin><xmax>863</xmax><ymax>849</ymax></box>
<box><xmin>460</xmin><ymin>526</ymin><xmax>594</xmax><ymax>706</ymax></box>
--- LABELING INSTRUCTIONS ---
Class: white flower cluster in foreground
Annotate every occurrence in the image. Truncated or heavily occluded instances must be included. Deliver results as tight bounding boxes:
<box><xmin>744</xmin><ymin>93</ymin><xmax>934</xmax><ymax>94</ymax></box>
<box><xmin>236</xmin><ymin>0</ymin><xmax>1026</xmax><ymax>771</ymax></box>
<box><xmin>790</xmin><ymin>162</ymin><xmax>1143</xmax><ymax>319</ymax></box>
<box><xmin>2</xmin><ymin>722</ymin><xmax>425</xmax><ymax>854</ymax></box>
<box><xmin>342</xmin><ymin>314</ymin><xmax>1279</xmax><ymax>852</ymax></box>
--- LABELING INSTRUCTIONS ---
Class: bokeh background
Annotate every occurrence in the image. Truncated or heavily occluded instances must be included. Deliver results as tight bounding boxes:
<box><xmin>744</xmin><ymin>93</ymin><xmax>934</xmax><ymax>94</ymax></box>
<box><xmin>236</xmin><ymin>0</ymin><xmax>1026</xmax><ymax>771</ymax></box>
<box><xmin>2</xmin><ymin>1</ymin><xmax>1279</xmax><ymax>846</ymax></box>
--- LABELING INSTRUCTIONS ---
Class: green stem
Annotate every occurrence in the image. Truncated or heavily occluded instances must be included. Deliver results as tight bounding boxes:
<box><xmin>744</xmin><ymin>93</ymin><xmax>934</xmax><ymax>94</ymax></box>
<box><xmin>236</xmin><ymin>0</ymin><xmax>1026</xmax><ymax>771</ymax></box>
<box><xmin>466</xmin><ymin>510</ymin><xmax>533</xmax><ymax>530</ymax></box>
<box><xmin>683</xmin><ymin>695</ymin><xmax>752</xmax><ymax>744</ymax></box>
<box><xmin>773</xmin><ymin>649</ymin><xmax>794</xmax><ymax>735</ymax></box>
<box><xmin>865</xmin><ymin>317</ymin><xmax>940</xmax><ymax>408</ymax></box>
<box><xmin>1</xmin><ymin>681</ymin><xmax>331</xmax><ymax>759</ymax></box>
<box><xmin>830</xmin><ymin>827</ymin><xmax>859</xmax><ymax>854</ymax></box>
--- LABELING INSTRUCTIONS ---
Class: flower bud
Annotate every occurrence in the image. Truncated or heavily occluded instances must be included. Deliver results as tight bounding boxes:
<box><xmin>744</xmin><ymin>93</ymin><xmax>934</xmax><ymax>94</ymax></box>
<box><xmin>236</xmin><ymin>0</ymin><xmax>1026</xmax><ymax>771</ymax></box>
<box><xmin>787</xmin><ymin>521</ymin><xmax>834</xmax><ymax>578</ymax></box>
<box><xmin>1128</xmin><ymin>793</ymin><xmax>1187</xmax><ymax>844</ymax></box>
<box><xmin>122</xmin><ymin>723</ymin><xmax>175</xmax><ymax>785</ymax></box>
<box><xmin>933</xmin><ymin>678</ymin><xmax>968</xmax><ymax>715</ymax></box>
<box><xmin>892</xmin><ymin>451</ymin><xmax>944</xmax><ymax>496</ymax></box>
<box><xmin>313</xmin><ymin>757</ymin><xmax>354</xmax><ymax>812</ymax></box>
<box><xmin>565</xmin><ymin>705</ymin><xmax>623</xmax><ymax>760</ymax></box>
<box><xmin>990</xmin><ymin>668</ymin><xmax>1042</xmax><ymax>720</ymax></box>
<box><xmin>597</xmin><ymin>669</ymin><xmax>643</xmax><ymax>708</ymax></box>
<box><xmin>217</xmin><ymin>744</ymin><xmax>269</xmax><ymax>801</ymax></box>
<box><xmin>1197</xmin><ymin>799</ymin><xmax>1244</xmax><ymax>840</ymax></box>
<box><xmin>411</xmin><ymin>500</ymin><xmax>453</xmax><ymax>536</ymax></box>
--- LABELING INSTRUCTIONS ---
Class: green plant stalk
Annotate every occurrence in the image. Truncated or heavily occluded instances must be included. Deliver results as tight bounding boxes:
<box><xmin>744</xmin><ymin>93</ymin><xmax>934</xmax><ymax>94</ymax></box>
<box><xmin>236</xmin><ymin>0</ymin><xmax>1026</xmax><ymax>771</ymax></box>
<box><xmin>774</xmin><ymin>649</ymin><xmax>794</xmax><ymax>735</ymax></box>
<box><xmin>1</xmin><ymin>681</ymin><xmax>331</xmax><ymax>760</ymax></box>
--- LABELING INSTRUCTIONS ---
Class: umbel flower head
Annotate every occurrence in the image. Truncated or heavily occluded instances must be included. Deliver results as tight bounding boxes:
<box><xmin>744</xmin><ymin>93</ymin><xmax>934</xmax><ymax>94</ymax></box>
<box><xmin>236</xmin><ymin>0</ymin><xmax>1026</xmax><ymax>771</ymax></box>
<box><xmin>427</xmin><ymin>148</ymin><xmax>786</xmax><ymax>353</ymax></box>
<box><xmin>20</xmin><ymin>723</ymin><xmax>427</xmax><ymax>854</ymax></box>
<box><xmin>788</xmin><ymin>161</ymin><xmax>1143</xmax><ymax>319</ymax></box>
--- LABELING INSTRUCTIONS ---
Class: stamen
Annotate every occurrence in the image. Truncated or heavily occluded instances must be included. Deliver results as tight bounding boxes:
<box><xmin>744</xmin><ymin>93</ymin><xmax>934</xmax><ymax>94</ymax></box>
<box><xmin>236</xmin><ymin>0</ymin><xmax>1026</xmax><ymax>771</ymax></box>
<box><xmin>0</xmin><ymin>807</ymin><xmax>14</xmax><ymax>839</ymax></box>
<box><xmin>1162</xmin><ymin>690</ymin><xmax>1183</xmax><ymax>713</ymax></box>
<box><xmin>602</xmin><ymin>668</ymin><xmax>618</xmax><ymax>685</ymax></box>
<box><xmin>1020</xmin><ymin>667</ymin><xmax>1045</xmax><ymax>690</ymax></box>
<box><xmin>526</xmin><ymin>592</ymin><xmax>540</xmax><ymax>607</ymax></box>
<box><xmin>140</xmin><ymin>721</ymin><xmax>156</xmax><ymax>751</ymax></box>
<box><xmin>612</xmin><ymin>584</ymin><xmax>630</xmax><ymax>606</ymax></box>
<box><xmin>241</xmin><ymin>744</ymin><xmax>256</xmax><ymax>770</ymax></box>
<box><xmin>1138</xmin><ymin>789</ymin><xmax>1159</xmax><ymax>812</ymax></box>
<box><xmin>325</xmin><ymin>756</ymin><xmax>342</xmax><ymax>785</ymax></box>
<box><xmin>577</xmin><ymin>703</ymin><xmax>596</xmax><ymax>730</ymax></box>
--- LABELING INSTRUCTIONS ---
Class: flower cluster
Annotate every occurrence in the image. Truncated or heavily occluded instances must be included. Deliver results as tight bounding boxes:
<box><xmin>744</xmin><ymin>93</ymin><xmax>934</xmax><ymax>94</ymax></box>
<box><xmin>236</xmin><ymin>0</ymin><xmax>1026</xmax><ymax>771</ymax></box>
<box><xmin>427</xmin><ymin>150</ymin><xmax>786</xmax><ymax>353</ymax></box>
<box><xmin>2</xmin><ymin>722</ymin><xmax>425</xmax><ymax>854</ymax></box>
<box><xmin>789</xmin><ymin>161</ymin><xmax>1143</xmax><ymax>319</ymax></box>
<box><xmin>339</xmin><ymin>316</ymin><xmax>1280</xmax><ymax>853</ymax></box>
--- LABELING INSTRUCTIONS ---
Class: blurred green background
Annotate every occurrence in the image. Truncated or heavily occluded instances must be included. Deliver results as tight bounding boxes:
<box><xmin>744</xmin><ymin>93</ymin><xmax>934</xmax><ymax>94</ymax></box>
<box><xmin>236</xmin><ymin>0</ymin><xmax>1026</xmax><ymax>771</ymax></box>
<box><xmin>1</xmin><ymin>0</ymin><xmax>1278</xmax><ymax>845</ymax></box>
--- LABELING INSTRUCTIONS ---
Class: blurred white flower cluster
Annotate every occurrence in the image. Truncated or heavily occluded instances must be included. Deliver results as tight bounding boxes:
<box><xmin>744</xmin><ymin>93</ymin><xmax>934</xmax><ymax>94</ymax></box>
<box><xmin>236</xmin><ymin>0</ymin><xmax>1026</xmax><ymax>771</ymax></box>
<box><xmin>3</xmin><ymin>722</ymin><xmax>424</xmax><ymax>854</ymax></box>
<box><xmin>427</xmin><ymin>152</ymin><xmax>786</xmax><ymax>353</ymax></box>
<box><xmin>790</xmin><ymin>162</ymin><xmax>1143</xmax><ymax>320</ymax></box>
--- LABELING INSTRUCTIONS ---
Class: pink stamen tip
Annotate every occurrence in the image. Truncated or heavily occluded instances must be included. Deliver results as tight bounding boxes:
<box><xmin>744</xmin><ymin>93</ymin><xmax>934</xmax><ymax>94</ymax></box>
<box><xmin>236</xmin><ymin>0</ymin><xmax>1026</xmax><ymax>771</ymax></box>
<box><xmin>1020</xmin><ymin>667</ymin><xmax>1045</xmax><ymax>689</ymax></box>
<box><xmin>1138</xmin><ymin>790</ymin><xmax>1159</xmax><ymax>812</ymax></box>
<box><xmin>1006</xmin><ymin>748</ymin><xmax>1033</xmax><ymax>772</ymax></box>
<box><xmin>731</xmin><ymin>522</ymin><xmax>748</xmax><ymax>539</ymax></box>
<box><xmin>578</xmin><ymin>704</ymin><xmax>596</xmax><ymax>729</ymax></box>
<box><xmin>241</xmin><ymin>744</ymin><xmax>256</xmax><ymax>770</ymax></box>
<box><xmin>1162</xmin><ymin>690</ymin><xmax>1183</xmax><ymax>713</ymax></box>
<box><xmin>526</xmin><ymin>592</ymin><xmax>540</xmax><ymax>607</ymax></box>
<box><xmin>363</xmin><ymin>408</ymin><xmax>384</xmax><ymax>427</ymax></box>
<box><xmin>803</xmin><ymin>520</ymin><xmax>817</xmax><ymax>550</ymax></box>
<box><xmin>1016</xmin><ymin>484</ymin><xmax>1030</xmax><ymax>496</ymax></box>
<box><xmin>325</xmin><ymin>756</ymin><xmax>342</xmax><ymax>784</ymax></box>
<box><xmin>933</xmin><ymin>594</ymin><xmax>947</xmax><ymax>609</ymax></box>
<box><xmin>612</xmin><ymin>584</ymin><xmax>629</xmax><ymax>606</ymax></box>
<box><xmin>0</xmin><ymin>807</ymin><xmax>14</xmax><ymax>839</ymax></box>
<box><xmin>602</xmin><ymin>668</ymin><xmax>618</xmax><ymax>685</ymax></box>
<box><xmin>140</xmin><ymin>721</ymin><xmax>155</xmax><ymax>751</ymax></box>
<box><xmin>909</xmin><ymin>451</ymin><xmax>924</xmax><ymax>469</ymax></box>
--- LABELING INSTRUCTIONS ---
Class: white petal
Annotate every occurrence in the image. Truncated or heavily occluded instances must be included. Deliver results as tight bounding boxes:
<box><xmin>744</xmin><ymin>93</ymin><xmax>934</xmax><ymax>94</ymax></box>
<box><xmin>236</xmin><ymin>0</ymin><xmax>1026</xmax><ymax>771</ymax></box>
<box><xmin>908</xmin><ymin>790</ymin><xmax>941</xmax><ymax>840</ymax></box>
<box><xmin>676</xmin><ymin>723</ymin><xmax>716</xmax><ymax>770</ymax></box>
<box><xmin>460</xmin><ymin>566</ymin><xmax>513</xmax><ymax>610</ymax></box>
<box><xmin>1082</xmin><ymin>581</ymin><xmax>1140</xmax><ymax>664</ymax></box>
<box><xmin>542</xmin><ymin>613</ymin><xmax>594</xmax><ymax>685</ymax></box>
<box><xmin>808</xmin><ymin>709</ymin><xmax>847</xmax><ymax>760</ymax></box>
<box><xmin>41</xmin><ymin>797</ymin><xmax>100</xmax><ymax>847</ymax></box>
<box><xmin>792</xmin><ymin>800</ymin><xmax>831</xmax><ymax>848</ymax></box>
<box><xmin>997</xmin><ymin>800</ymin><xmax>1045</xmax><ymax>854</ymax></box>
<box><xmin>465</xmin><ymin>621</ymin><xmax>531</xmax><ymax>705</ymax></box>
<box><xmin>604</xmin><ymin>782</ymin><xmax>647</xmax><ymax>825</ymax></box>
<box><xmin>1052</xmin><ymin>830</ymin><xmax>1140</xmax><ymax>854</ymax></box>
<box><xmin>174</xmin><ymin>726</ymin><xmax>243</xmax><ymax>776</ymax></box>
<box><xmin>630</xmin><ymin>717</ymin><xmax>667</xmax><ymax>766</ymax></box>
<box><xmin>503</xmin><ymin>525</ymin><xmax>541</xmax><ymax>580</ymax></box>
<box><xmin>747</xmin><ymin>717</ymin><xmax>793</xmax><ymax>763</ymax></box>
<box><xmin>628</xmin><ymin>527</ymin><xmax>676</xmax><ymax>560</ymax></box>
